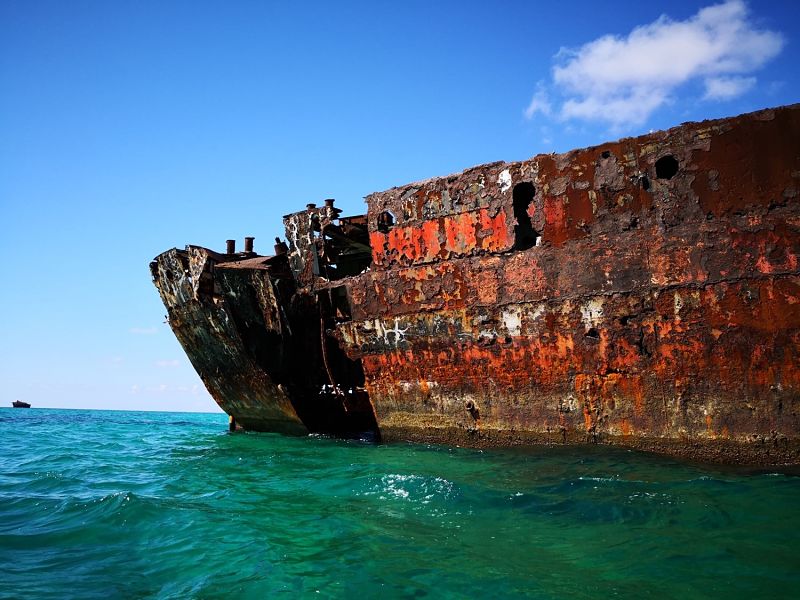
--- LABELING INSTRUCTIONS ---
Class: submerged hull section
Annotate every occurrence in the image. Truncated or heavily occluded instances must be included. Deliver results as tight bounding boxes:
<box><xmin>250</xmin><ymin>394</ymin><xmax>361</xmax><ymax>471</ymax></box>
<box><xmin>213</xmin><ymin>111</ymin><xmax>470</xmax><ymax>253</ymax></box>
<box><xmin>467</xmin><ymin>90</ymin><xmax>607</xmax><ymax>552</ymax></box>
<box><xmin>153</xmin><ymin>104</ymin><xmax>800</xmax><ymax>464</ymax></box>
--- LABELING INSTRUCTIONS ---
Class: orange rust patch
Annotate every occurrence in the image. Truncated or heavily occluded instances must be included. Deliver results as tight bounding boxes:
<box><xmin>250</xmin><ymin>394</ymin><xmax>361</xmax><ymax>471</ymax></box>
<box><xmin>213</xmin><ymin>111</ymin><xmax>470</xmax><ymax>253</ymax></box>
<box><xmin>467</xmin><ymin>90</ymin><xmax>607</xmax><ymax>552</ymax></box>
<box><xmin>371</xmin><ymin>208</ymin><xmax>512</xmax><ymax>267</ymax></box>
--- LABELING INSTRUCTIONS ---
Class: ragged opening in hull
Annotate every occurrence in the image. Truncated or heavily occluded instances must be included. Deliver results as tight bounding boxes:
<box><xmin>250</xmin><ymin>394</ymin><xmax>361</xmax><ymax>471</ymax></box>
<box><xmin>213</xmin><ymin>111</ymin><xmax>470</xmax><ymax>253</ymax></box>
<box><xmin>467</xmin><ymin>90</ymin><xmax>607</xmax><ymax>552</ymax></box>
<box><xmin>277</xmin><ymin>289</ymin><xmax>379</xmax><ymax>439</ymax></box>
<box><xmin>151</xmin><ymin>241</ymin><xmax>379</xmax><ymax>439</ymax></box>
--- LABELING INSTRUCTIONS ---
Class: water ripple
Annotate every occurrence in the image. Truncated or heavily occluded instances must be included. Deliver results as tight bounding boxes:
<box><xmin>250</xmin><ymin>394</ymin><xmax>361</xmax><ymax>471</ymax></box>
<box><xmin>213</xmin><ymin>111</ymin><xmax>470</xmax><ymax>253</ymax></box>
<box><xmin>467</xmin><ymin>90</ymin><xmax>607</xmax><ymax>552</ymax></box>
<box><xmin>1</xmin><ymin>408</ymin><xmax>799</xmax><ymax>599</ymax></box>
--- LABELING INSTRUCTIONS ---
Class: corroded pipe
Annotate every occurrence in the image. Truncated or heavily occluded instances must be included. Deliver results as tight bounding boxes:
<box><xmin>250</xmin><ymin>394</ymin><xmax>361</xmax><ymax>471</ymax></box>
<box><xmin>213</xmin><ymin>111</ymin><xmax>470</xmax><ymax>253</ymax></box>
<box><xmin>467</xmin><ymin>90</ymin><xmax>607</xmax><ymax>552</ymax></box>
<box><xmin>274</xmin><ymin>237</ymin><xmax>288</xmax><ymax>255</ymax></box>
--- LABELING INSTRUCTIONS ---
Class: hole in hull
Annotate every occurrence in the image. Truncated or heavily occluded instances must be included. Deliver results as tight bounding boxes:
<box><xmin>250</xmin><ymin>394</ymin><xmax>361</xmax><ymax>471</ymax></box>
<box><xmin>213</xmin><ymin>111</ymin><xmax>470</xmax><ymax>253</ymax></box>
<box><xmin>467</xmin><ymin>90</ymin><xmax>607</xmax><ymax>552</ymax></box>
<box><xmin>224</xmin><ymin>276</ymin><xmax>379</xmax><ymax>440</ymax></box>
<box><xmin>289</xmin><ymin>291</ymin><xmax>380</xmax><ymax>439</ymax></box>
<box><xmin>377</xmin><ymin>210</ymin><xmax>395</xmax><ymax>233</ymax></box>
<box><xmin>655</xmin><ymin>155</ymin><xmax>679</xmax><ymax>180</ymax></box>
<box><xmin>512</xmin><ymin>182</ymin><xmax>540</xmax><ymax>250</ymax></box>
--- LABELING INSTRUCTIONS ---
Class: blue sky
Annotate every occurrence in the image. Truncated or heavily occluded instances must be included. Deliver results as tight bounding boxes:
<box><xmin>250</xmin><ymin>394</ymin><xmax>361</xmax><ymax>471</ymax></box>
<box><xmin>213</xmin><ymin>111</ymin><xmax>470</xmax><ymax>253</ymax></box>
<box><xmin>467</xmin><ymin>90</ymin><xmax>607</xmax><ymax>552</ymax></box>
<box><xmin>1</xmin><ymin>0</ymin><xmax>797</xmax><ymax>412</ymax></box>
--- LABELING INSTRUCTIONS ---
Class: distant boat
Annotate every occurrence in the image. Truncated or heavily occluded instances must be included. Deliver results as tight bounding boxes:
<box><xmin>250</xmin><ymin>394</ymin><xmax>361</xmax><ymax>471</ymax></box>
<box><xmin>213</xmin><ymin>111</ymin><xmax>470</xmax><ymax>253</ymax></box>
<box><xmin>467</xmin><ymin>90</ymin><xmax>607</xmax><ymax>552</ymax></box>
<box><xmin>12</xmin><ymin>400</ymin><xmax>31</xmax><ymax>408</ymax></box>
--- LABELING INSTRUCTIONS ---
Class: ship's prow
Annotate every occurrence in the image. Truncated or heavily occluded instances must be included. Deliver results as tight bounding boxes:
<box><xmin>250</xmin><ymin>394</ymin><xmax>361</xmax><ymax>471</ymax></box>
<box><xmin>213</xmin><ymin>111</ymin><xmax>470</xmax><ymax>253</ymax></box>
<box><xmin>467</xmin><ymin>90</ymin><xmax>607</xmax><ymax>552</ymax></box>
<box><xmin>150</xmin><ymin>235</ymin><xmax>380</xmax><ymax>438</ymax></box>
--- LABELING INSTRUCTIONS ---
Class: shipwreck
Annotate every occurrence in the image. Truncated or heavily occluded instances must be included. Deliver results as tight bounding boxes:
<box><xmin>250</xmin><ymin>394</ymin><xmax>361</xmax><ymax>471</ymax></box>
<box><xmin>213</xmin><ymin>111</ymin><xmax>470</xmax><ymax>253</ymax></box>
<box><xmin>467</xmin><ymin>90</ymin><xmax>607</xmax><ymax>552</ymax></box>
<box><xmin>152</xmin><ymin>104</ymin><xmax>800</xmax><ymax>465</ymax></box>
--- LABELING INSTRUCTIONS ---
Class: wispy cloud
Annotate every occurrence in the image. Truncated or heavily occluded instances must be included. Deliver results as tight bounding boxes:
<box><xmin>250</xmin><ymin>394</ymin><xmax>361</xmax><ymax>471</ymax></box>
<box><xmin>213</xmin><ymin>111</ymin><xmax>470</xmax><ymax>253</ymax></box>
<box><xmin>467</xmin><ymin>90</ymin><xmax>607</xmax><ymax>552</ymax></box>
<box><xmin>702</xmin><ymin>75</ymin><xmax>756</xmax><ymax>100</ymax></box>
<box><xmin>129</xmin><ymin>326</ymin><xmax>158</xmax><ymax>335</ymax></box>
<box><xmin>524</xmin><ymin>84</ymin><xmax>552</xmax><ymax>120</ymax></box>
<box><xmin>524</xmin><ymin>0</ymin><xmax>783</xmax><ymax>129</ymax></box>
<box><xmin>155</xmin><ymin>359</ymin><xmax>181</xmax><ymax>368</ymax></box>
<box><xmin>130</xmin><ymin>383</ymin><xmax>202</xmax><ymax>396</ymax></box>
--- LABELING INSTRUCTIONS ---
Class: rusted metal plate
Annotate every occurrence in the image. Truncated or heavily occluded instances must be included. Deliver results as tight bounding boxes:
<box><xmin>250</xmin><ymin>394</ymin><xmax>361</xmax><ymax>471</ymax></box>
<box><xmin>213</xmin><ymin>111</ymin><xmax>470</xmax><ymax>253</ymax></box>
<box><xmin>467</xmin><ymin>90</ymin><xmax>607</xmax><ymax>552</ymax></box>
<box><xmin>151</xmin><ymin>247</ymin><xmax>306</xmax><ymax>433</ymax></box>
<box><xmin>344</xmin><ymin>104</ymin><xmax>800</xmax><ymax>463</ymax></box>
<box><xmin>152</xmin><ymin>104</ymin><xmax>800</xmax><ymax>464</ymax></box>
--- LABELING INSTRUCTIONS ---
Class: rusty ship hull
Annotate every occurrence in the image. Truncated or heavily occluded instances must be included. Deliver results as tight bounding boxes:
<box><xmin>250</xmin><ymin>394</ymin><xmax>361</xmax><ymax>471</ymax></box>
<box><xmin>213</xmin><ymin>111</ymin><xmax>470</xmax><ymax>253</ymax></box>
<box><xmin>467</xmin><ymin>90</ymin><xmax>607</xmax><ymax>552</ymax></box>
<box><xmin>152</xmin><ymin>104</ymin><xmax>800</xmax><ymax>465</ymax></box>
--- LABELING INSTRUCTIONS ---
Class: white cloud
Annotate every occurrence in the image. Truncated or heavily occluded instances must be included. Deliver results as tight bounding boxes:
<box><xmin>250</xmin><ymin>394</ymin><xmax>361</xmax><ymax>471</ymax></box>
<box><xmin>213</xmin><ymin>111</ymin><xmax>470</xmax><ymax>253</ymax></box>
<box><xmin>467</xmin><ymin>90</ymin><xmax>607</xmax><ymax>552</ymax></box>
<box><xmin>129</xmin><ymin>326</ymin><xmax>158</xmax><ymax>335</ymax></box>
<box><xmin>703</xmin><ymin>75</ymin><xmax>756</xmax><ymax>99</ymax></box>
<box><xmin>523</xmin><ymin>83</ymin><xmax>552</xmax><ymax>119</ymax></box>
<box><xmin>525</xmin><ymin>0</ymin><xmax>783</xmax><ymax>129</ymax></box>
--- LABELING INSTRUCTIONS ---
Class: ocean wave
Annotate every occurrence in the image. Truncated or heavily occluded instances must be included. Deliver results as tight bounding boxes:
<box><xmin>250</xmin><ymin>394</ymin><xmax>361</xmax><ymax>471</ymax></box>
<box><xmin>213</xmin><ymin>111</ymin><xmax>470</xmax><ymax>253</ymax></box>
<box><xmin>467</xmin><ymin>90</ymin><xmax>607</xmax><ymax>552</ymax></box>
<box><xmin>1</xmin><ymin>408</ymin><xmax>799</xmax><ymax>598</ymax></box>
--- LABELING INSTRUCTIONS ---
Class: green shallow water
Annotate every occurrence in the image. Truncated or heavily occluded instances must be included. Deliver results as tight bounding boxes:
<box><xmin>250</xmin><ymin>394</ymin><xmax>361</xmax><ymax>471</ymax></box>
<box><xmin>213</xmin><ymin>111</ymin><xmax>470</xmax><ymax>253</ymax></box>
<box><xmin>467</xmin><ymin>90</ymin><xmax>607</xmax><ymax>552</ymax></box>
<box><xmin>1</xmin><ymin>408</ymin><xmax>798</xmax><ymax>599</ymax></box>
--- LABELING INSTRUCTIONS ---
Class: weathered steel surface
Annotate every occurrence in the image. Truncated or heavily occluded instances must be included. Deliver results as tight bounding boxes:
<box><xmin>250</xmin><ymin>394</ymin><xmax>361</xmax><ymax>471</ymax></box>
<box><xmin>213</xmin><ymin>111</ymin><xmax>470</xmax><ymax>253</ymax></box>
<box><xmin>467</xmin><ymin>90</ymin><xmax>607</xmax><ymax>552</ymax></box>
<box><xmin>152</xmin><ymin>104</ymin><xmax>800</xmax><ymax>464</ymax></box>
<box><xmin>340</xmin><ymin>104</ymin><xmax>800</xmax><ymax>464</ymax></box>
<box><xmin>151</xmin><ymin>246</ymin><xmax>307</xmax><ymax>433</ymax></box>
<box><xmin>151</xmin><ymin>238</ymin><xmax>379</xmax><ymax>437</ymax></box>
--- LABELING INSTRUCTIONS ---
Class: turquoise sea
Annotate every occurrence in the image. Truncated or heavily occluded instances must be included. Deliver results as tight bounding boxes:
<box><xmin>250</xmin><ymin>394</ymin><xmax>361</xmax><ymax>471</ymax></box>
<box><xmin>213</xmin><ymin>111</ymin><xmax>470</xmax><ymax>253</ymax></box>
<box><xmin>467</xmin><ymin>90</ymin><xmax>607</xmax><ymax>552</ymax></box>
<box><xmin>1</xmin><ymin>408</ymin><xmax>798</xmax><ymax>599</ymax></box>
